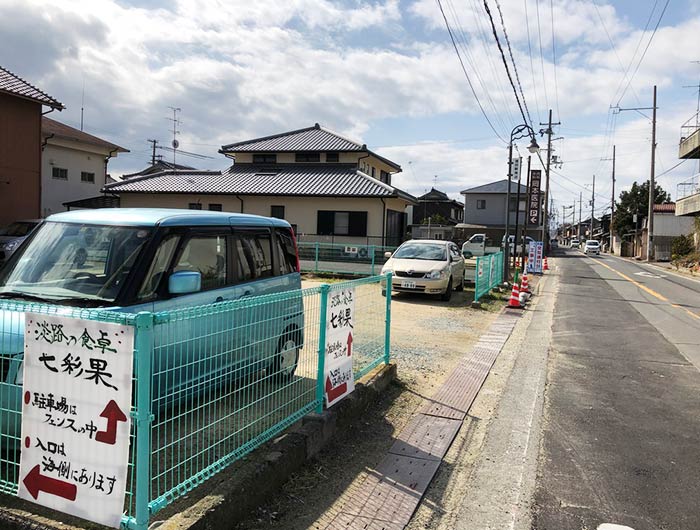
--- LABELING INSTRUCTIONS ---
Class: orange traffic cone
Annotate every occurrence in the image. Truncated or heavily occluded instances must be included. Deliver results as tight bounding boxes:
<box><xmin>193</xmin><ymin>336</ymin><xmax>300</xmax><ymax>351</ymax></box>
<box><xmin>507</xmin><ymin>282</ymin><xmax>523</xmax><ymax>308</ymax></box>
<box><xmin>543</xmin><ymin>256</ymin><xmax>550</xmax><ymax>271</ymax></box>
<box><xmin>520</xmin><ymin>271</ymin><xmax>530</xmax><ymax>295</ymax></box>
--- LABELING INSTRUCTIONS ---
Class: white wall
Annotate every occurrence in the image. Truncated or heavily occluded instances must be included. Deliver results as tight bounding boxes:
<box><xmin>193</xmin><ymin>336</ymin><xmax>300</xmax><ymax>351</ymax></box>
<box><xmin>654</xmin><ymin>213</ymin><xmax>695</xmax><ymax>237</ymax></box>
<box><xmin>41</xmin><ymin>139</ymin><xmax>113</xmax><ymax>217</ymax></box>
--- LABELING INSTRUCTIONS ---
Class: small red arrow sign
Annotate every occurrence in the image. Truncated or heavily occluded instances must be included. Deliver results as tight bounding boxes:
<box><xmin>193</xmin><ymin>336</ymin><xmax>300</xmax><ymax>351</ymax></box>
<box><xmin>23</xmin><ymin>465</ymin><xmax>77</xmax><ymax>501</ymax></box>
<box><xmin>325</xmin><ymin>375</ymin><xmax>347</xmax><ymax>403</ymax></box>
<box><xmin>347</xmin><ymin>332</ymin><xmax>353</xmax><ymax>357</ymax></box>
<box><xmin>95</xmin><ymin>399</ymin><xmax>127</xmax><ymax>445</ymax></box>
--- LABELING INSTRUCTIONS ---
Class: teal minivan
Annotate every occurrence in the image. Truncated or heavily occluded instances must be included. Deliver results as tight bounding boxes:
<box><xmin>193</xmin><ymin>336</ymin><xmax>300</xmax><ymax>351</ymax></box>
<box><xmin>0</xmin><ymin>209</ymin><xmax>304</xmax><ymax>437</ymax></box>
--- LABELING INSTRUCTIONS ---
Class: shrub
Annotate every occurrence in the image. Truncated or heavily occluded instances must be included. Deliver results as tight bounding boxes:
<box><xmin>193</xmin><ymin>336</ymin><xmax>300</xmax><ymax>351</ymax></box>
<box><xmin>671</xmin><ymin>234</ymin><xmax>694</xmax><ymax>258</ymax></box>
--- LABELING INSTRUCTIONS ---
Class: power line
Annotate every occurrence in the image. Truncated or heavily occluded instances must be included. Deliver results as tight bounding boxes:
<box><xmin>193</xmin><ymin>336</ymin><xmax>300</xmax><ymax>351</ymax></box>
<box><xmin>549</xmin><ymin>0</ymin><xmax>561</xmax><ymax>121</ymax></box>
<box><xmin>481</xmin><ymin>0</ymin><xmax>533</xmax><ymax>132</ymax></box>
<box><xmin>436</xmin><ymin>0</ymin><xmax>508</xmax><ymax>143</ymax></box>
<box><xmin>534</xmin><ymin>0</ymin><xmax>550</xmax><ymax>112</ymax></box>
<box><xmin>522</xmin><ymin>0</ymin><xmax>542</xmax><ymax>123</ymax></box>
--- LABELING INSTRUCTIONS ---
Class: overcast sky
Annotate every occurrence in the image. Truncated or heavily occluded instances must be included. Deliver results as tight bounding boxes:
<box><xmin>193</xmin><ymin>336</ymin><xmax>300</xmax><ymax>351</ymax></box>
<box><xmin>2</xmin><ymin>0</ymin><xmax>699</xmax><ymax>220</ymax></box>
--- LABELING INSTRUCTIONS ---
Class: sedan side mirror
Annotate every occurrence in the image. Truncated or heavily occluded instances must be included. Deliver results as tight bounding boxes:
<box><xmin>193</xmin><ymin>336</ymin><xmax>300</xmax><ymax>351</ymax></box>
<box><xmin>169</xmin><ymin>270</ymin><xmax>202</xmax><ymax>295</ymax></box>
<box><xmin>384</xmin><ymin>251</ymin><xmax>392</xmax><ymax>259</ymax></box>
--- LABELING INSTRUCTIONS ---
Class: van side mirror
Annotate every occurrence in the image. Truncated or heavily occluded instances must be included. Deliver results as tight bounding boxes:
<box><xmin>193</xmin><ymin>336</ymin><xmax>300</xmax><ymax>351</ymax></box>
<box><xmin>384</xmin><ymin>251</ymin><xmax>392</xmax><ymax>259</ymax></box>
<box><xmin>169</xmin><ymin>271</ymin><xmax>202</xmax><ymax>295</ymax></box>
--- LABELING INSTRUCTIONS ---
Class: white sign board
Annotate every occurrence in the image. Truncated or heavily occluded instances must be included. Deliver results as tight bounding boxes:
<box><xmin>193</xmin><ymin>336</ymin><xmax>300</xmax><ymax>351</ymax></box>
<box><xmin>528</xmin><ymin>241</ymin><xmax>544</xmax><ymax>274</ymax></box>
<box><xmin>324</xmin><ymin>287</ymin><xmax>355</xmax><ymax>407</ymax></box>
<box><xmin>19</xmin><ymin>313</ymin><xmax>134</xmax><ymax>528</ymax></box>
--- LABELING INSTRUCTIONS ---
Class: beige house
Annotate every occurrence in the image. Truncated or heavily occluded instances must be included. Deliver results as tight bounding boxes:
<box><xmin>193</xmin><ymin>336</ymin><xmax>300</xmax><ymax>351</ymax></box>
<box><xmin>42</xmin><ymin>117</ymin><xmax>128</xmax><ymax>216</ymax></box>
<box><xmin>105</xmin><ymin>124</ymin><xmax>416</xmax><ymax>246</ymax></box>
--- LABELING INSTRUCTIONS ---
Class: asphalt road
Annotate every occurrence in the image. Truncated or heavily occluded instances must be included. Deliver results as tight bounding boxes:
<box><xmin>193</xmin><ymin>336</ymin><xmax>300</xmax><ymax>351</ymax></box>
<box><xmin>533</xmin><ymin>249</ymin><xmax>700</xmax><ymax>530</ymax></box>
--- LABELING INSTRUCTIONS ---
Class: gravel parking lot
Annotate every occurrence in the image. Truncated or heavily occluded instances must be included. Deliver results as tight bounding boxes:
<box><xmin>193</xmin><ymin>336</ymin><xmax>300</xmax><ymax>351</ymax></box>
<box><xmin>235</xmin><ymin>279</ymin><xmax>502</xmax><ymax>529</ymax></box>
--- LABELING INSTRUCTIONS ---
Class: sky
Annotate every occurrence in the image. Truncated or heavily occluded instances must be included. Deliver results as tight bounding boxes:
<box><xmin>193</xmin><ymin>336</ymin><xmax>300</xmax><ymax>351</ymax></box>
<box><xmin>2</xmin><ymin>0</ymin><xmax>699</xmax><ymax>225</ymax></box>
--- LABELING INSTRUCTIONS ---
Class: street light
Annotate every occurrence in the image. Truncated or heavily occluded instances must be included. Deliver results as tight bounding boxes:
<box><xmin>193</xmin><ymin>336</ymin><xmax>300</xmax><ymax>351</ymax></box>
<box><xmin>505</xmin><ymin>124</ymin><xmax>539</xmax><ymax>281</ymax></box>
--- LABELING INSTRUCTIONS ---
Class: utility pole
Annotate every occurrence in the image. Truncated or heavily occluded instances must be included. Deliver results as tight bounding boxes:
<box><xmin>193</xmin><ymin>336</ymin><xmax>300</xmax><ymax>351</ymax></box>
<box><xmin>147</xmin><ymin>139</ymin><xmax>158</xmax><ymax>166</ymax></box>
<box><xmin>590</xmin><ymin>174</ymin><xmax>595</xmax><ymax>240</ymax></box>
<box><xmin>610</xmin><ymin>145</ymin><xmax>616</xmax><ymax>254</ymax></box>
<box><xmin>572</xmin><ymin>200</ymin><xmax>576</xmax><ymax>243</ymax></box>
<box><xmin>539</xmin><ymin>109</ymin><xmax>561</xmax><ymax>249</ymax></box>
<box><xmin>578</xmin><ymin>192</ymin><xmax>582</xmax><ymax>241</ymax></box>
<box><xmin>646</xmin><ymin>85</ymin><xmax>657</xmax><ymax>262</ymax></box>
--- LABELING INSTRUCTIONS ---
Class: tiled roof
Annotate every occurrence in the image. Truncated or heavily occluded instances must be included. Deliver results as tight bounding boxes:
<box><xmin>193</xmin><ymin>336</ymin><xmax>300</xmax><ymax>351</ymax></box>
<box><xmin>43</xmin><ymin>117</ymin><xmax>128</xmax><ymax>152</ymax></box>
<box><xmin>123</xmin><ymin>160</ymin><xmax>195</xmax><ymax>179</ymax></box>
<box><xmin>461</xmin><ymin>179</ymin><xmax>528</xmax><ymax>194</ymax></box>
<box><xmin>0</xmin><ymin>65</ymin><xmax>63</xmax><ymax>109</ymax></box>
<box><xmin>653</xmin><ymin>203</ymin><xmax>675</xmax><ymax>213</ymax></box>
<box><xmin>104</xmin><ymin>164</ymin><xmax>416</xmax><ymax>202</ymax></box>
<box><xmin>221</xmin><ymin>123</ymin><xmax>363</xmax><ymax>153</ymax></box>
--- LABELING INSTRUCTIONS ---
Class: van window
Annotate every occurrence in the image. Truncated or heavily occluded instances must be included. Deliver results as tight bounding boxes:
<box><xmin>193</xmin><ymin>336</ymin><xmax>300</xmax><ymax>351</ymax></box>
<box><xmin>276</xmin><ymin>228</ymin><xmax>298</xmax><ymax>274</ymax></box>
<box><xmin>174</xmin><ymin>236</ymin><xmax>227</xmax><ymax>290</ymax></box>
<box><xmin>138</xmin><ymin>235</ymin><xmax>180</xmax><ymax>300</ymax></box>
<box><xmin>235</xmin><ymin>232</ymin><xmax>273</xmax><ymax>282</ymax></box>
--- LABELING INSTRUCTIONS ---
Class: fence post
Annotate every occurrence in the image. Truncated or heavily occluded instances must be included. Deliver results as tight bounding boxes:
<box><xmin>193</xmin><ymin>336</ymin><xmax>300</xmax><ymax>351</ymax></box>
<box><xmin>314</xmin><ymin>242</ymin><xmax>320</xmax><ymax>274</ymax></box>
<box><xmin>383</xmin><ymin>272</ymin><xmax>392</xmax><ymax>365</ymax></box>
<box><xmin>370</xmin><ymin>245</ymin><xmax>376</xmax><ymax>275</ymax></box>
<box><xmin>134</xmin><ymin>311</ymin><xmax>154</xmax><ymax>530</ymax></box>
<box><xmin>474</xmin><ymin>256</ymin><xmax>481</xmax><ymax>301</ymax></box>
<box><xmin>315</xmin><ymin>284</ymin><xmax>330</xmax><ymax>413</ymax></box>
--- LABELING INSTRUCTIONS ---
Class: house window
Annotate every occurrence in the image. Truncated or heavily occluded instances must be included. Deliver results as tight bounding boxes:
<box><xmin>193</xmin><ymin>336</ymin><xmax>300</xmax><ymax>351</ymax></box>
<box><xmin>188</xmin><ymin>203</ymin><xmax>202</xmax><ymax>210</ymax></box>
<box><xmin>326</xmin><ymin>152</ymin><xmax>339</xmax><ymax>162</ymax></box>
<box><xmin>81</xmin><ymin>171</ymin><xmax>95</xmax><ymax>183</ymax></box>
<box><xmin>317</xmin><ymin>211</ymin><xmax>368</xmax><ymax>236</ymax></box>
<box><xmin>295</xmin><ymin>152</ymin><xmax>320</xmax><ymax>162</ymax></box>
<box><xmin>270</xmin><ymin>205</ymin><xmax>285</xmax><ymax>219</ymax></box>
<box><xmin>209</xmin><ymin>203</ymin><xmax>223</xmax><ymax>211</ymax></box>
<box><xmin>52</xmin><ymin>167</ymin><xmax>68</xmax><ymax>180</ymax></box>
<box><xmin>379</xmin><ymin>170</ymin><xmax>390</xmax><ymax>185</ymax></box>
<box><xmin>253</xmin><ymin>154</ymin><xmax>277</xmax><ymax>164</ymax></box>
<box><xmin>370</xmin><ymin>167</ymin><xmax>376</xmax><ymax>178</ymax></box>
<box><xmin>476</xmin><ymin>199</ymin><xmax>486</xmax><ymax>210</ymax></box>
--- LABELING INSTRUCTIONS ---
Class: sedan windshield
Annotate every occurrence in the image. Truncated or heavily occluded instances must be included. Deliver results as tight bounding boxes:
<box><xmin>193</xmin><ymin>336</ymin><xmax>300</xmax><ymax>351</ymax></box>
<box><xmin>0</xmin><ymin>222</ymin><xmax>152</xmax><ymax>304</ymax></box>
<box><xmin>586</xmin><ymin>241</ymin><xmax>599</xmax><ymax>247</ymax></box>
<box><xmin>393</xmin><ymin>243</ymin><xmax>447</xmax><ymax>261</ymax></box>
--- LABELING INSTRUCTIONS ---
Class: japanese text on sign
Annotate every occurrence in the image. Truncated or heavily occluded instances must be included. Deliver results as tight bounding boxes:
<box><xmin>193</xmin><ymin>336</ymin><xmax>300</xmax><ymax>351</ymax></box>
<box><xmin>19</xmin><ymin>314</ymin><xmax>134</xmax><ymax>528</ymax></box>
<box><xmin>528</xmin><ymin>170</ymin><xmax>542</xmax><ymax>226</ymax></box>
<box><xmin>325</xmin><ymin>287</ymin><xmax>355</xmax><ymax>407</ymax></box>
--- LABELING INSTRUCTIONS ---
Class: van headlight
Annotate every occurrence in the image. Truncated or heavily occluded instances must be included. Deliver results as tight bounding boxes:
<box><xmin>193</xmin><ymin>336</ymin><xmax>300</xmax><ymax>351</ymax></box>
<box><xmin>426</xmin><ymin>268</ymin><xmax>448</xmax><ymax>280</ymax></box>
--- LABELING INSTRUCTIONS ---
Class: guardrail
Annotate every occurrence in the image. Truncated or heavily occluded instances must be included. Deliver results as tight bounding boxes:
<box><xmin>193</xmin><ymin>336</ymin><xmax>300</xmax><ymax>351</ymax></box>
<box><xmin>0</xmin><ymin>274</ymin><xmax>391</xmax><ymax>530</ymax></box>
<box><xmin>473</xmin><ymin>251</ymin><xmax>504</xmax><ymax>301</ymax></box>
<box><xmin>298</xmin><ymin>242</ymin><xmax>397</xmax><ymax>276</ymax></box>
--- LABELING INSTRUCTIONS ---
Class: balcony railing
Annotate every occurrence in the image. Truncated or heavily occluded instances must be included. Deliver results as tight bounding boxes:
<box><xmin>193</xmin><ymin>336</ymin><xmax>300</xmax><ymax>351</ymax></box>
<box><xmin>679</xmin><ymin>111</ymin><xmax>700</xmax><ymax>159</ymax></box>
<box><xmin>677</xmin><ymin>173</ymin><xmax>700</xmax><ymax>200</ymax></box>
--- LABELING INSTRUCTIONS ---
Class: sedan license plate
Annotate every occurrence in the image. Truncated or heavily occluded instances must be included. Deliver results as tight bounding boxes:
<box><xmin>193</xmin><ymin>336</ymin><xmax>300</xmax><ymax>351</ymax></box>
<box><xmin>401</xmin><ymin>280</ymin><xmax>416</xmax><ymax>289</ymax></box>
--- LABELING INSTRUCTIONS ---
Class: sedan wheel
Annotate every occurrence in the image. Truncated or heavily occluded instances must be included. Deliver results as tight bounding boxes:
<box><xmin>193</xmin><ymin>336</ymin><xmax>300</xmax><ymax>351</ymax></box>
<box><xmin>440</xmin><ymin>277</ymin><xmax>453</xmax><ymax>301</ymax></box>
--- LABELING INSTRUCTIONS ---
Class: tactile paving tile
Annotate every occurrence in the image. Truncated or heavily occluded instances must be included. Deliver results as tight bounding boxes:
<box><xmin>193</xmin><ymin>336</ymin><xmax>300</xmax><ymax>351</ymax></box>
<box><xmin>338</xmin><ymin>455</ymin><xmax>441</xmax><ymax>525</ymax></box>
<box><xmin>388</xmin><ymin>414</ymin><xmax>462</xmax><ymax>461</ymax></box>
<box><xmin>325</xmin><ymin>512</ymin><xmax>404</xmax><ymax>530</ymax></box>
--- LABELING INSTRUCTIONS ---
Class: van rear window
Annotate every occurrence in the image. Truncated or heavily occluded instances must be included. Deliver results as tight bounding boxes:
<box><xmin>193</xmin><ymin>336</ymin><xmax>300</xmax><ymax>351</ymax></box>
<box><xmin>235</xmin><ymin>232</ymin><xmax>273</xmax><ymax>281</ymax></box>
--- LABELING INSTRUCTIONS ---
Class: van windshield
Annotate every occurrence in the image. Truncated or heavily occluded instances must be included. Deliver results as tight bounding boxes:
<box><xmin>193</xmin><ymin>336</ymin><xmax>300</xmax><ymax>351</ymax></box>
<box><xmin>0</xmin><ymin>222</ymin><xmax>152</xmax><ymax>304</ymax></box>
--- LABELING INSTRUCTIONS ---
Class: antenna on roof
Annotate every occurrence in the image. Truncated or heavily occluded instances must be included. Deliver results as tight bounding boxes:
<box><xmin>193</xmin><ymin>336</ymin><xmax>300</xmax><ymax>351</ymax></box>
<box><xmin>166</xmin><ymin>107</ymin><xmax>181</xmax><ymax>166</ymax></box>
<box><xmin>80</xmin><ymin>77</ymin><xmax>85</xmax><ymax>131</ymax></box>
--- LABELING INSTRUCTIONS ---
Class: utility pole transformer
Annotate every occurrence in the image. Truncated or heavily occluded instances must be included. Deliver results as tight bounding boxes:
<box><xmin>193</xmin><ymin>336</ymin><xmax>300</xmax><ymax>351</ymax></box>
<box><xmin>646</xmin><ymin>86</ymin><xmax>657</xmax><ymax>262</ymax></box>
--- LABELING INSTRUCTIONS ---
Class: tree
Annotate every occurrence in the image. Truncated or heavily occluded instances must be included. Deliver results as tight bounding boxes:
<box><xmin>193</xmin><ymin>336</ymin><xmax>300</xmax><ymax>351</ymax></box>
<box><xmin>613</xmin><ymin>181</ymin><xmax>671</xmax><ymax>237</ymax></box>
<box><xmin>420</xmin><ymin>213</ymin><xmax>448</xmax><ymax>225</ymax></box>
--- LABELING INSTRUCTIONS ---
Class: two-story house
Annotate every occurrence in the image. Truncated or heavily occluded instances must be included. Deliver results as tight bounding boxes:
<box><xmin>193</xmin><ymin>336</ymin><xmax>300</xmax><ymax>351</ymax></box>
<box><xmin>410</xmin><ymin>187</ymin><xmax>464</xmax><ymax>240</ymax></box>
<box><xmin>459</xmin><ymin>179</ymin><xmax>539</xmax><ymax>242</ymax></box>
<box><xmin>0</xmin><ymin>65</ymin><xmax>63</xmax><ymax>225</ymax></box>
<box><xmin>105</xmin><ymin>124</ymin><xmax>416</xmax><ymax>246</ymax></box>
<box><xmin>41</xmin><ymin>117</ymin><xmax>128</xmax><ymax>216</ymax></box>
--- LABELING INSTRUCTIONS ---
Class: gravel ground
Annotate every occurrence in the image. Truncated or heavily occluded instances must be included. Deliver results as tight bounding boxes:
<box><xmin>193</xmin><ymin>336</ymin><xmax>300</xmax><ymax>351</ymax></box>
<box><xmin>234</xmin><ymin>279</ymin><xmax>504</xmax><ymax>529</ymax></box>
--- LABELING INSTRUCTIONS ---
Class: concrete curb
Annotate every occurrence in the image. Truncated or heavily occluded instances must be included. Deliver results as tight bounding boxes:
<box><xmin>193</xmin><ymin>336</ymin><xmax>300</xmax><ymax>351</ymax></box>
<box><xmin>0</xmin><ymin>364</ymin><xmax>397</xmax><ymax>530</ymax></box>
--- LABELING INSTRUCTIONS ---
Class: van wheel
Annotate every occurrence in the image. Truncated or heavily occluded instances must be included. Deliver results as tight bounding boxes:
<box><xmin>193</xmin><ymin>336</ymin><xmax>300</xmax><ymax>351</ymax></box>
<box><xmin>440</xmin><ymin>277</ymin><xmax>453</xmax><ymax>301</ymax></box>
<box><xmin>271</xmin><ymin>332</ymin><xmax>299</xmax><ymax>383</ymax></box>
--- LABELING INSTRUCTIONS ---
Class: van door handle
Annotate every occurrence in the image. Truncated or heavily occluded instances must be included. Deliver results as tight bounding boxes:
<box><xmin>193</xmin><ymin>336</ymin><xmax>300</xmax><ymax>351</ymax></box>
<box><xmin>215</xmin><ymin>296</ymin><xmax>226</xmax><ymax>303</ymax></box>
<box><xmin>241</xmin><ymin>290</ymin><xmax>252</xmax><ymax>298</ymax></box>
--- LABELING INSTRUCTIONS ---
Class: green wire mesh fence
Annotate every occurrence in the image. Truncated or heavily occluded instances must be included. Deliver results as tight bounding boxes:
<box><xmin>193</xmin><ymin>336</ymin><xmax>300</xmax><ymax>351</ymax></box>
<box><xmin>297</xmin><ymin>242</ymin><xmax>396</xmax><ymax>276</ymax></box>
<box><xmin>473</xmin><ymin>252</ymin><xmax>504</xmax><ymax>302</ymax></box>
<box><xmin>0</xmin><ymin>274</ymin><xmax>391</xmax><ymax>530</ymax></box>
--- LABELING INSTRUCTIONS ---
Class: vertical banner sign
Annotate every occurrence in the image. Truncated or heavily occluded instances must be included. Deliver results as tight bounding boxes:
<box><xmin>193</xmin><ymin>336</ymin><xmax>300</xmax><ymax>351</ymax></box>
<box><xmin>528</xmin><ymin>170</ymin><xmax>542</xmax><ymax>226</ymax></box>
<box><xmin>325</xmin><ymin>288</ymin><xmax>355</xmax><ymax>407</ymax></box>
<box><xmin>528</xmin><ymin>242</ymin><xmax>544</xmax><ymax>274</ymax></box>
<box><xmin>19</xmin><ymin>314</ymin><xmax>134</xmax><ymax>529</ymax></box>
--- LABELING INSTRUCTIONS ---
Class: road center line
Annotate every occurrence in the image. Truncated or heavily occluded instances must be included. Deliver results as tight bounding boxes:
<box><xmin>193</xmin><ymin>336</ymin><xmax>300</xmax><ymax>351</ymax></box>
<box><xmin>595</xmin><ymin>260</ymin><xmax>700</xmax><ymax>321</ymax></box>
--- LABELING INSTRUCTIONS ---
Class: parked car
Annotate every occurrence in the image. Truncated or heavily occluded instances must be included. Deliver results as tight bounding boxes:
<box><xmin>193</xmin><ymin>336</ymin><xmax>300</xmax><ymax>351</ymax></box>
<box><xmin>584</xmin><ymin>240</ymin><xmax>601</xmax><ymax>255</ymax></box>
<box><xmin>461</xmin><ymin>233</ymin><xmax>500</xmax><ymax>257</ymax></box>
<box><xmin>0</xmin><ymin>219</ymin><xmax>41</xmax><ymax>264</ymax></box>
<box><xmin>0</xmin><ymin>209</ymin><xmax>303</xmax><ymax>440</ymax></box>
<box><xmin>503</xmin><ymin>234</ymin><xmax>536</xmax><ymax>256</ymax></box>
<box><xmin>570</xmin><ymin>238</ymin><xmax>580</xmax><ymax>248</ymax></box>
<box><xmin>381</xmin><ymin>240</ymin><xmax>465</xmax><ymax>301</ymax></box>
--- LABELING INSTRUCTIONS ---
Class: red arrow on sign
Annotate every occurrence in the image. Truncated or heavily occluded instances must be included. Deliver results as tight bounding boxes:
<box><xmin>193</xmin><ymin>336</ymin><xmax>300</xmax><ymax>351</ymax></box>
<box><xmin>325</xmin><ymin>375</ymin><xmax>347</xmax><ymax>403</ymax></box>
<box><xmin>347</xmin><ymin>332</ymin><xmax>353</xmax><ymax>357</ymax></box>
<box><xmin>23</xmin><ymin>465</ymin><xmax>77</xmax><ymax>501</ymax></box>
<box><xmin>95</xmin><ymin>399</ymin><xmax>128</xmax><ymax>445</ymax></box>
